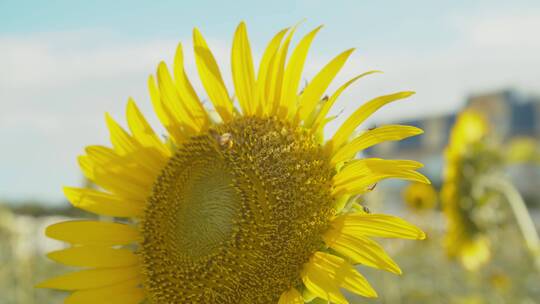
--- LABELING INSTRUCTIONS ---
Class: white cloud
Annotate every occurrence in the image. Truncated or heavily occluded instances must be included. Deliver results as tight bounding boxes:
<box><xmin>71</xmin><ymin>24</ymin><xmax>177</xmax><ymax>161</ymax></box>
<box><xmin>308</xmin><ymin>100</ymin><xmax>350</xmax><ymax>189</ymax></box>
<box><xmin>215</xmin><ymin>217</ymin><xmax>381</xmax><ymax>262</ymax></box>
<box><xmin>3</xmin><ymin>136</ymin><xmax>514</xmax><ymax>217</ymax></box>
<box><xmin>461</xmin><ymin>10</ymin><xmax>540</xmax><ymax>48</ymax></box>
<box><xmin>329</xmin><ymin>8</ymin><xmax>540</xmax><ymax>124</ymax></box>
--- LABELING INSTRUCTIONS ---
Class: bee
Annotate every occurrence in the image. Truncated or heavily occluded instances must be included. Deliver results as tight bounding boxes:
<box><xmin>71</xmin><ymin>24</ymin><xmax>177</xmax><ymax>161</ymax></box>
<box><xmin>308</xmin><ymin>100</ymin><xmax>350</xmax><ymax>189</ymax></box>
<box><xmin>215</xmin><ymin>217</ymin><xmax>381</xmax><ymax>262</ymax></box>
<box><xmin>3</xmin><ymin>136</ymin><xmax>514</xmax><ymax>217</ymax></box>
<box><xmin>218</xmin><ymin>133</ymin><xmax>234</xmax><ymax>148</ymax></box>
<box><xmin>209</xmin><ymin>130</ymin><xmax>234</xmax><ymax>149</ymax></box>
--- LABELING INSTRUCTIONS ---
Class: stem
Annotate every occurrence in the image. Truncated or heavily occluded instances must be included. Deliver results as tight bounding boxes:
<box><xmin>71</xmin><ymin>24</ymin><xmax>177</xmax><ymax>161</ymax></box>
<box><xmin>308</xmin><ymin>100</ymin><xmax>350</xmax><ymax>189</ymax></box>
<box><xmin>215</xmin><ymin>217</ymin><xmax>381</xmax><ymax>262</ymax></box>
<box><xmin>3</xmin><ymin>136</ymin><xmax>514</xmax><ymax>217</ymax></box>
<box><xmin>482</xmin><ymin>176</ymin><xmax>540</xmax><ymax>271</ymax></box>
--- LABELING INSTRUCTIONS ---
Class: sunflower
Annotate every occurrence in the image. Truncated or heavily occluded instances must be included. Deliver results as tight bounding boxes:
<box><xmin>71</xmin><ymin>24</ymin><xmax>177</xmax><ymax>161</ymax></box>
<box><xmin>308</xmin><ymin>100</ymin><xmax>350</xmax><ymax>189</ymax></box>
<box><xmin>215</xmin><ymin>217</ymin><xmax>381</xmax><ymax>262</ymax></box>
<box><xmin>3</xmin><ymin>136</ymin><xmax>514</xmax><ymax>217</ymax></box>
<box><xmin>402</xmin><ymin>182</ymin><xmax>437</xmax><ymax>212</ymax></box>
<box><xmin>38</xmin><ymin>23</ymin><xmax>429</xmax><ymax>304</ymax></box>
<box><xmin>441</xmin><ymin>110</ymin><xmax>497</xmax><ymax>271</ymax></box>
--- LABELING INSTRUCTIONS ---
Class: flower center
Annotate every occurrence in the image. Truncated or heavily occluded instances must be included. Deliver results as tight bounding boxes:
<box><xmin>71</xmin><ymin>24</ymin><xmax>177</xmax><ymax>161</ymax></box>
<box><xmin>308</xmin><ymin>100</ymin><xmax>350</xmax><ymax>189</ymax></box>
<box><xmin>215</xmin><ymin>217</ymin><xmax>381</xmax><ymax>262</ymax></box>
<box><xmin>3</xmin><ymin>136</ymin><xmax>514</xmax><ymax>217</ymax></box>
<box><xmin>172</xmin><ymin>162</ymin><xmax>238</xmax><ymax>260</ymax></box>
<box><xmin>140</xmin><ymin>117</ymin><xmax>335</xmax><ymax>303</ymax></box>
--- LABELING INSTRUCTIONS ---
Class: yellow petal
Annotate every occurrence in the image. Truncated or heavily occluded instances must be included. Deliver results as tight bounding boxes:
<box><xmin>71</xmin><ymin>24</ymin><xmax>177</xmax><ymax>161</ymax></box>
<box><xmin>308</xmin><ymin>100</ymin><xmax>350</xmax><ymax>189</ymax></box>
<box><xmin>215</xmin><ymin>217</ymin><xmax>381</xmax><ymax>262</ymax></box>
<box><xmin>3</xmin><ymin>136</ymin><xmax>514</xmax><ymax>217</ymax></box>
<box><xmin>232</xmin><ymin>22</ymin><xmax>256</xmax><ymax>115</ymax></box>
<box><xmin>78</xmin><ymin>155</ymin><xmax>95</xmax><ymax>180</ymax></box>
<box><xmin>328</xmin><ymin>91</ymin><xmax>415</xmax><ymax>153</ymax></box>
<box><xmin>93</xmin><ymin>145</ymin><xmax>164</xmax><ymax>182</ymax></box>
<box><xmin>304</xmin><ymin>252</ymin><xmax>377</xmax><ymax>303</ymax></box>
<box><xmin>331</xmin><ymin>125</ymin><xmax>424</xmax><ymax>165</ymax></box>
<box><xmin>301</xmin><ymin>287</ymin><xmax>317</xmax><ymax>302</ymax></box>
<box><xmin>45</xmin><ymin>221</ymin><xmax>140</xmax><ymax>245</ymax></box>
<box><xmin>334</xmin><ymin>166</ymin><xmax>429</xmax><ymax>188</ymax></box>
<box><xmin>36</xmin><ymin>266</ymin><xmax>140</xmax><ymax>290</ymax></box>
<box><xmin>156</xmin><ymin>61</ymin><xmax>199</xmax><ymax>134</ymax></box>
<box><xmin>334</xmin><ymin>158</ymin><xmax>425</xmax><ymax>180</ymax></box>
<box><xmin>84</xmin><ymin>145</ymin><xmax>158</xmax><ymax>181</ymax></box>
<box><xmin>278</xmin><ymin>287</ymin><xmax>304</xmax><ymax>304</ymax></box>
<box><xmin>47</xmin><ymin>246</ymin><xmax>139</xmax><ymax>268</ymax></box>
<box><xmin>76</xmin><ymin>156</ymin><xmax>122</xmax><ymax>199</ymax></box>
<box><xmin>323</xmin><ymin>228</ymin><xmax>401</xmax><ymax>274</ymax></box>
<box><xmin>84</xmin><ymin>145</ymin><xmax>122</xmax><ymax>166</ymax></box>
<box><xmin>193</xmin><ymin>28</ymin><xmax>234</xmax><ymax>122</ymax></box>
<box><xmin>90</xmin><ymin>170</ymin><xmax>150</xmax><ymax>201</ymax></box>
<box><xmin>105</xmin><ymin>113</ymin><xmax>138</xmax><ymax>155</ymax></box>
<box><xmin>256</xmin><ymin>27</ymin><xmax>289</xmax><ymax>115</ymax></box>
<box><xmin>64</xmin><ymin>187</ymin><xmax>143</xmax><ymax>217</ymax></box>
<box><xmin>310</xmin><ymin>251</ymin><xmax>377</xmax><ymax>298</ymax></box>
<box><xmin>126</xmin><ymin>98</ymin><xmax>169</xmax><ymax>157</ymax></box>
<box><xmin>85</xmin><ymin>145</ymin><xmax>158</xmax><ymax>201</ymax></box>
<box><xmin>84</xmin><ymin>144</ymin><xmax>159</xmax><ymax>184</ymax></box>
<box><xmin>268</xmin><ymin>26</ymin><xmax>296</xmax><ymax>115</ymax></box>
<box><xmin>314</xmin><ymin>115</ymin><xmax>337</xmax><ymax>143</ymax></box>
<box><xmin>302</xmin><ymin>260</ymin><xmax>348</xmax><ymax>304</ymax></box>
<box><xmin>103</xmin><ymin>113</ymin><xmax>167</xmax><ymax>176</ymax></box>
<box><xmin>331</xmin><ymin>213</ymin><xmax>426</xmax><ymax>240</ymax></box>
<box><xmin>298</xmin><ymin>48</ymin><xmax>354</xmax><ymax>122</ymax></box>
<box><xmin>309</xmin><ymin>71</ymin><xmax>381</xmax><ymax>131</ymax></box>
<box><xmin>333</xmin><ymin>158</ymin><xmax>429</xmax><ymax>195</ymax></box>
<box><xmin>173</xmin><ymin>43</ymin><xmax>209</xmax><ymax>127</ymax></box>
<box><xmin>148</xmin><ymin>75</ymin><xmax>186</xmax><ymax>144</ymax></box>
<box><xmin>65</xmin><ymin>278</ymin><xmax>144</xmax><ymax>304</ymax></box>
<box><xmin>78</xmin><ymin>155</ymin><xmax>152</xmax><ymax>201</ymax></box>
<box><xmin>278</xmin><ymin>25</ymin><xmax>323</xmax><ymax>120</ymax></box>
<box><xmin>334</xmin><ymin>170</ymin><xmax>430</xmax><ymax>196</ymax></box>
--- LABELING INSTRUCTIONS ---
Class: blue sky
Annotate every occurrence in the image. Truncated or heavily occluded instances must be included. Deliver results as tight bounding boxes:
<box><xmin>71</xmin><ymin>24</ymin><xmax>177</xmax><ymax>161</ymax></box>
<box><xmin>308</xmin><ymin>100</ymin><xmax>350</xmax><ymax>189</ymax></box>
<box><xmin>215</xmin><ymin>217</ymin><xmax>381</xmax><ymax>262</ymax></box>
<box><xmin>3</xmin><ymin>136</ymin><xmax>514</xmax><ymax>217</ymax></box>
<box><xmin>1</xmin><ymin>1</ymin><xmax>539</xmax><ymax>204</ymax></box>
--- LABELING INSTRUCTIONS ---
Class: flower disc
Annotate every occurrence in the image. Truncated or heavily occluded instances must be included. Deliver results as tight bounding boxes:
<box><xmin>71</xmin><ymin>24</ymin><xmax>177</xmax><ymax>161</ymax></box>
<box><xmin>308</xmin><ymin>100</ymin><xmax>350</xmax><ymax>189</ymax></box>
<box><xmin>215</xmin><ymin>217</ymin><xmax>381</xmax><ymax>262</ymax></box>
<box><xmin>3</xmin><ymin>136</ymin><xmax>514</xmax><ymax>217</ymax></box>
<box><xmin>141</xmin><ymin>117</ymin><xmax>335</xmax><ymax>303</ymax></box>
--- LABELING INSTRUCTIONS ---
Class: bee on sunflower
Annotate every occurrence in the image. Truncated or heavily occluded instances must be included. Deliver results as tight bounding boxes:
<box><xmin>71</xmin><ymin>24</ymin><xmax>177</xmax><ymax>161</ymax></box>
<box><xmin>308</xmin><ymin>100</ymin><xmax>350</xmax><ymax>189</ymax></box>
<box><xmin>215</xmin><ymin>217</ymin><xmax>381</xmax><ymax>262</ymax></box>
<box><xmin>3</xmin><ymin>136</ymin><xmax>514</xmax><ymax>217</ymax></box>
<box><xmin>37</xmin><ymin>23</ymin><xmax>429</xmax><ymax>303</ymax></box>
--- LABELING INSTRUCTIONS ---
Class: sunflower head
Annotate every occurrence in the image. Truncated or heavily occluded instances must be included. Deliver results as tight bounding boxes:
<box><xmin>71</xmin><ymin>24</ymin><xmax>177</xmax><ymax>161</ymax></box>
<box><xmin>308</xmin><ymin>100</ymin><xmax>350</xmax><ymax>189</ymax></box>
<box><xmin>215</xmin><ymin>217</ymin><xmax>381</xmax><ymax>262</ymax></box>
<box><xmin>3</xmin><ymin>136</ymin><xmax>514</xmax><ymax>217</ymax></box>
<box><xmin>38</xmin><ymin>22</ymin><xmax>429</xmax><ymax>303</ymax></box>
<box><xmin>402</xmin><ymin>182</ymin><xmax>438</xmax><ymax>212</ymax></box>
<box><xmin>442</xmin><ymin>110</ymin><xmax>502</xmax><ymax>271</ymax></box>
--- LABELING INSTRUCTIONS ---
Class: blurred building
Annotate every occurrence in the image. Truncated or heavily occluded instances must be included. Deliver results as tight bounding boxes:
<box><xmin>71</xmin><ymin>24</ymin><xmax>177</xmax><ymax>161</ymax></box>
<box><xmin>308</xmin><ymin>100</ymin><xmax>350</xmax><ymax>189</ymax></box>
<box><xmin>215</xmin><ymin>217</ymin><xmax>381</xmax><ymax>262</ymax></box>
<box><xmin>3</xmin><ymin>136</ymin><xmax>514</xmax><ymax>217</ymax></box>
<box><xmin>467</xmin><ymin>90</ymin><xmax>540</xmax><ymax>138</ymax></box>
<box><xmin>367</xmin><ymin>89</ymin><xmax>540</xmax><ymax>191</ymax></box>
